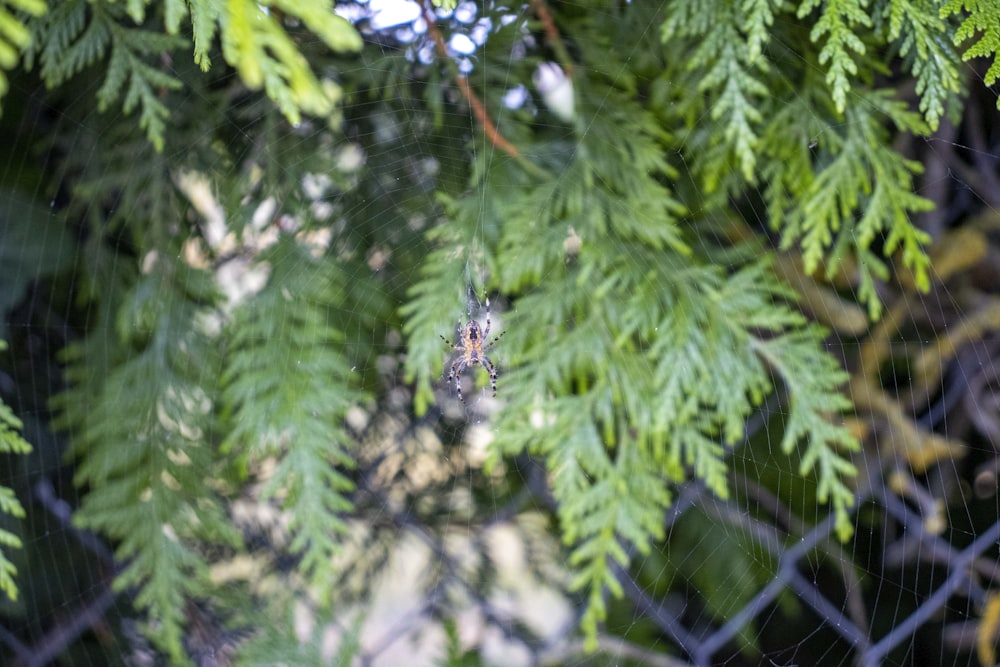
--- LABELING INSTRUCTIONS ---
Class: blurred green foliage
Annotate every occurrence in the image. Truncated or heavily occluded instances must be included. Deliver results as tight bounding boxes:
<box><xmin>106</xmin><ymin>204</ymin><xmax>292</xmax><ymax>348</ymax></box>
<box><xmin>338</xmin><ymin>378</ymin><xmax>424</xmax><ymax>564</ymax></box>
<box><xmin>0</xmin><ymin>0</ymin><xmax>994</xmax><ymax>662</ymax></box>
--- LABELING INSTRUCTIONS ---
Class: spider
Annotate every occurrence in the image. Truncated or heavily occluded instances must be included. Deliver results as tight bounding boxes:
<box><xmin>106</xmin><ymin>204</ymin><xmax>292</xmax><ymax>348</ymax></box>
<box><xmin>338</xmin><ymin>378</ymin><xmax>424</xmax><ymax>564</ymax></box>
<box><xmin>440</xmin><ymin>299</ymin><xmax>506</xmax><ymax>403</ymax></box>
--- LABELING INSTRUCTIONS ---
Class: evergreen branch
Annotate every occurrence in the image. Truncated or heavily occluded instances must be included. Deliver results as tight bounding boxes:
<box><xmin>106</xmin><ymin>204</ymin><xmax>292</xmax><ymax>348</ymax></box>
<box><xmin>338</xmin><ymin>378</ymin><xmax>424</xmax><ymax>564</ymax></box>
<box><xmin>670</xmin><ymin>425</ymin><xmax>730</xmax><ymax>499</ymax></box>
<box><xmin>18</xmin><ymin>1</ymin><xmax>987</xmax><ymax>662</ymax></box>
<box><xmin>530</xmin><ymin>0</ymin><xmax>574</xmax><ymax>75</ymax></box>
<box><xmin>0</xmin><ymin>0</ymin><xmax>46</xmax><ymax>114</ymax></box>
<box><xmin>796</xmin><ymin>139</ymin><xmax>865</xmax><ymax>272</ymax></box>
<box><xmin>269</xmin><ymin>0</ymin><xmax>364</xmax><ymax>52</ymax></box>
<box><xmin>850</xmin><ymin>247</ymin><xmax>889</xmax><ymax>319</ymax></box>
<box><xmin>0</xmin><ymin>388</ymin><xmax>31</xmax><ymax>462</ymax></box>
<box><xmin>163</xmin><ymin>0</ymin><xmax>187</xmax><ymax>34</ymax></box>
<box><xmin>216</xmin><ymin>0</ymin><xmax>361</xmax><ymax>125</ymax></box>
<box><xmin>741</xmin><ymin>0</ymin><xmax>778</xmax><ymax>62</ymax></box>
<box><xmin>421</xmin><ymin>1</ymin><xmax>547</xmax><ymax>177</ymax></box>
<box><xmin>188</xmin><ymin>0</ymin><xmax>219</xmax><ymax>69</ymax></box>
<box><xmin>400</xmin><ymin>215</ymin><xmax>472</xmax><ymax>415</ymax></box>
<box><xmin>97</xmin><ymin>19</ymin><xmax>185</xmax><ymax>151</ymax></box>
<box><xmin>647</xmin><ymin>262</ymin><xmax>780</xmax><ymax>446</ymax></box>
<box><xmin>760</xmin><ymin>96</ymin><xmax>826</xmax><ymax>239</ymax></box>
<box><xmin>941</xmin><ymin>0</ymin><xmax>1000</xmax><ymax>87</ymax></box>
<box><xmin>799</xmin><ymin>0</ymin><xmax>872</xmax><ymax>112</ymax></box>
<box><xmin>750</xmin><ymin>325</ymin><xmax>860</xmax><ymax>541</ymax></box>
<box><xmin>488</xmin><ymin>251</ymin><xmax>859</xmax><ymax>647</ymax></box>
<box><xmin>883</xmin><ymin>0</ymin><xmax>963</xmax><ymax>129</ymax></box>
<box><xmin>770</xmin><ymin>90</ymin><xmax>933</xmax><ymax>317</ymax></box>
<box><xmin>56</xmin><ymin>266</ymin><xmax>237</xmax><ymax>661</ymax></box>
<box><xmin>662</xmin><ymin>0</ymin><xmax>769</xmax><ymax>188</ymax></box>
<box><xmin>26</xmin><ymin>0</ymin><xmax>184</xmax><ymax>150</ymax></box>
<box><xmin>0</xmin><ymin>345</ymin><xmax>30</xmax><ymax>601</ymax></box>
<box><xmin>28</xmin><ymin>0</ymin><xmax>97</xmax><ymax>82</ymax></box>
<box><xmin>67</xmin><ymin>127</ymin><xmax>181</xmax><ymax>248</ymax></box>
<box><xmin>429</xmin><ymin>73</ymin><xmax>868</xmax><ymax>646</ymax></box>
<box><xmin>494</xmin><ymin>86</ymin><xmax>688</xmax><ymax>270</ymax></box>
<box><xmin>549</xmin><ymin>415</ymin><xmax>671</xmax><ymax>648</ymax></box>
<box><xmin>124</xmin><ymin>0</ymin><xmax>364</xmax><ymax>100</ymax></box>
<box><xmin>28</xmin><ymin>0</ymin><xmax>362</xmax><ymax>138</ymax></box>
<box><xmin>222</xmin><ymin>238</ymin><xmax>364</xmax><ymax>594</ymax></box>
<box><xmin>0</xmin><ymin>524</ymin><xmax>23</xmax><ymax>601</ymax></box>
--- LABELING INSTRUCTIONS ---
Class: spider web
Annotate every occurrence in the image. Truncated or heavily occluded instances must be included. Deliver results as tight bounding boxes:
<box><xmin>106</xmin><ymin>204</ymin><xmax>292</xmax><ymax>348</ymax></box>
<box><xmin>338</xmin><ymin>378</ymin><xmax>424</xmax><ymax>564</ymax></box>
<box><xmin>0</xmin><ymin>1</ymin><xmax>999</xmax><ymax>666</ymax></box>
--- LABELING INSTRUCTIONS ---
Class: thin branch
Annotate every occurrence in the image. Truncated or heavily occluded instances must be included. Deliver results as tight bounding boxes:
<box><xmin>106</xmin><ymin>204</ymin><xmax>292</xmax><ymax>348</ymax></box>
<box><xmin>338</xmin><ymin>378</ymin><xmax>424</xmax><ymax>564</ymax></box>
<box><xmin>12</xmin><ymin>480</ymin><xmax>121</xmax><ymax>667</ymax></box>
<box><xmin>421</xmin><ymin>2</ymin><xmax>547</xmax><ymax>178</ymax></box>
<box><xmin>530</xmin><ymin>0</ymin><xmax>574</xmax><ymax>75</ymax></box>
<box><xmin>454</xmin><ymin>74</ymin><xmax>522</xmax><ymax>159</ymax></box>
<box><xmin>14</xmin><ymin>587</ymin><xmax>117</xmax><ymax>667</ymax></box>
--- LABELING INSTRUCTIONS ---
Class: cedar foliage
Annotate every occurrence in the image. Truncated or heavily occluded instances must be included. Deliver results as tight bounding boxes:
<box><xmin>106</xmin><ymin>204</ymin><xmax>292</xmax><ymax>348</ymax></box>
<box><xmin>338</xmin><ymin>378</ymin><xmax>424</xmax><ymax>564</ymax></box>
<box><xmin>0</xmin><ymin>0</ymin><xmax>995</xmax><ymax>662</ymax></box>
<box><xmin>0</xmin><ymin>342</ymin><xmax>30</xmax><ymax>603</ymax></box>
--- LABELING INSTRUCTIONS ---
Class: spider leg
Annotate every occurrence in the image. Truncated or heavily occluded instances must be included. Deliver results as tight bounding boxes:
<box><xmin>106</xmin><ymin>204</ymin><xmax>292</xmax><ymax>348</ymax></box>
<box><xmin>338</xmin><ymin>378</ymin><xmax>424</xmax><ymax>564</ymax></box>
<box><xmin>484</xmin><ymin>330</ymin><xmax>506</xmax><ymax>351</ymax></box>
<box><xmin>454</xmin><ymin>367</ymin><xmax>465</xmax><ymax>403</ymax></box>
<box><xmin>440</xmin><ymin>334</ymin><xmax>457</xmax><ymax>348</ymax></box>
<box><xmin>482</xmin><ymin>356</ymin><xmax>498</xmax><ymax>397</ymax></box>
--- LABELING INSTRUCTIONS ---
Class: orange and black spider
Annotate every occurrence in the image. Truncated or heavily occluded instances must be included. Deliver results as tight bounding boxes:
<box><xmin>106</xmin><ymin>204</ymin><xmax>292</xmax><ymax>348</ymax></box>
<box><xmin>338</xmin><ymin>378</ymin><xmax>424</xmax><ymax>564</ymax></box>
<box><xmin>440</xmin><ymin>299</ymin><xmax>506</xmax><ymax>403</ymax></box>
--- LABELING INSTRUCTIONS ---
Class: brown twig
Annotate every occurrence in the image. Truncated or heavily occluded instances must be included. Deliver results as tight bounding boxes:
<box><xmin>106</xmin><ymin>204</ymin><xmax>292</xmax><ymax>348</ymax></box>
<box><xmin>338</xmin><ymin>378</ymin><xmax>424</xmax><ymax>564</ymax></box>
<box><xmin>530</xmin><ymin>0</ymin><xmax>574</xmax><ymax>76</ymax></box>
<box><xmin>453</xmin><ymin>75</ymin><xmax>522</xmax><ymax>158</ymax></box>
<box><xmin>421</xmin><ymin>3</ymin><xmax>547</xmax><ymax>177</ymax></box>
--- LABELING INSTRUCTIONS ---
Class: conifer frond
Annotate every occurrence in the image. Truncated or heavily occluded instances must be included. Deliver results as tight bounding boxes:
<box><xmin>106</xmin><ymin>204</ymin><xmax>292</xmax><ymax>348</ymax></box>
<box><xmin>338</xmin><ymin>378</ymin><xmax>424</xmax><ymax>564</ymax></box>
<box><xmin>0</xmin><ymin>343</ymin><xmax>30</xmax><ymax>602</ymax></box>
<box><xmin>397</xmin><ymin>33</ymin><xmax>864</xmax><ymax>635</ymax></box>
<box><xmin>400</xmin><ymin>215</ymin><xmax>471</xmax><ymax>415</ymax></box>
<box><xmin>20</xmin><ymin>1</ymin><xmax>995</xmax><ymax>660</ymax></box>
<box><xmin>941</xmin><ymin>0</ymin><xmax>1000</xmax><ymax>87</ymax></box>
<box><xmin>214</xmin><ymin>0</ymin><xmax>361</xmax><ymax>124</ymax></box>
<box><xmin>662</xmin><ymin>0</ymin><xmax>769</xmax><ymax>188</ymax></box>
<box><xmin>479</xmin><ymin>251</ymin><xmax>859</xmax><ymax>644</ymax></box>
<box><xmin>660</xmin><ymin>1</ymin><xmax>937</xmax><ymax>302</ymax></box>
<box><xmin>23</xmin><ymin>0</ymin><xmax>362</xmax><ymax>147</ymax></box>
<box><xmin>798</xmin><ymin>0</ymin><xmax>872</xmax><ymax>112</ymax></box>
<box><xmin>68</xmin><ymin>128</ymin><xmax>180</xmax><ymax>247</ymax></box>
<box><xmin>741</xmin><ymin>0</ymin><xmax>779</xmax><ymax>62</ymax></box>
<box><xmin>97</xmin><ymin>22</ymin><xmax>185</xmax><ymax>150</ymax></box>
<box><xmin>882</xmin><ymin>0</ymin><xmax>963</xmax><ymax>128</ymax></box>
<box><xmin>750</xmin><ymin>325</ymin><xmax>859</xmax><ymax>540</ymax></box>
<box><xmin>767</xmin><ymin>89</ymin><xmax>932</xmax><ymax>318</ymax></box>
<box><xmin>55</xmin><ymin>265</ymin><xmax>238</xmax><ymax>661</ymax></box>
<box><xmin>222</xmin><ymin>238</ymin><xmax>365</xmax><ymax>594</ymax></box>
<box><xmin>557</xmin><ymin>437</ymin><xmax>671</xmax><ymax>647</ymax></box>
<box><xmin>25</xmin><ymin>0</ymin><xmax>184</xmax><ymax>150</ymax></box>
<box><xmin>24</xmin><ymin>0</ymin><xmax>92</xmax><ymax>80</ymax></box>
<box><xmin>188</xmin><ymin>0</ymin><xmax>218</xmax><ymax>69</ymax></box>
<box><xmin>0</xmin><ymin>488</ymin><xmax>25</xmax><ymax>601</ymax></box>
<box><xmin>0</xmin><ymin>0</ymin><xmax>46</xmax><ymax>114</ymax></box>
